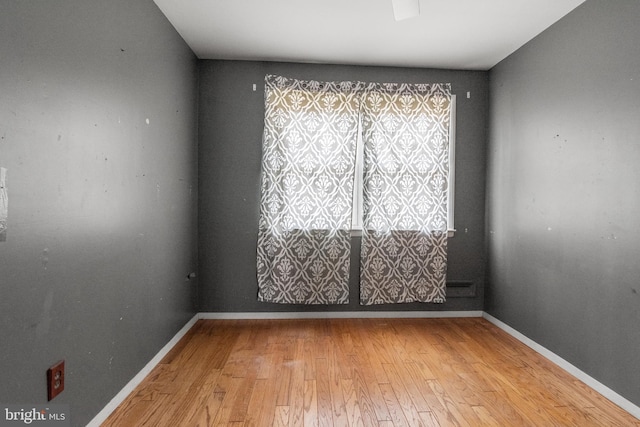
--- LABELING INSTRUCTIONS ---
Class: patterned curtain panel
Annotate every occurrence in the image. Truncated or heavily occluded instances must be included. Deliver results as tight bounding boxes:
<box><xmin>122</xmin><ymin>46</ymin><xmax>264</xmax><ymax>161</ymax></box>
<box><xmin>360</xmin><ymin>83</ymin><xmax>452</xmax><ymax>305</ymax></box>
<box><xmin>257</xmin><ymin>75</ymin><xmax>362</xmax><ymax>304</ymax></box>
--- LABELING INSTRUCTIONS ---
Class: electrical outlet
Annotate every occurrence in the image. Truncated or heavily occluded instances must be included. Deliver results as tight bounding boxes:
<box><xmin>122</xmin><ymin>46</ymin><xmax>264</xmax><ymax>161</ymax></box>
<box><xmin>47</xmin><ymin>360</ymin><xmax>65</xmax><ymax>401</ymax></box>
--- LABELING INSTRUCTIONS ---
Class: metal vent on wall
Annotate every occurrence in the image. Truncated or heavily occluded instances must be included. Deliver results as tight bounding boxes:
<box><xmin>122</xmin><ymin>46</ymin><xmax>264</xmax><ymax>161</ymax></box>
<box><xmin>446</xmin><ymin>281</ymin><xmax>476</xmax><ymax>298</ymax></box>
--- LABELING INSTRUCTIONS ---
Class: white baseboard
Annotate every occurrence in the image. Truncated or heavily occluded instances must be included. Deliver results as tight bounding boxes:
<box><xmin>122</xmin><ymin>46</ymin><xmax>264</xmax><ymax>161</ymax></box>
<box><xmin>198</xmin><ymin>310</ymin><xmax>484</xmax><ymax>320</ymax></box>
<box><xmin>482</xmin><ymin>312</ymin><xmax>640</xmax><ymax>420</ymax></box>
<box><xmin>86</xmin><ymin>314</ymin><xmax>200</xmax><ymax>427</ymax></box>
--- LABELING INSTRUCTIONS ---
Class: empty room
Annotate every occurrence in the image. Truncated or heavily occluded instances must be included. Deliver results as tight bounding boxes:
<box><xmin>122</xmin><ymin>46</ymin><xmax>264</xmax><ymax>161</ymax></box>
<box><xmin>1</xmin><ymin>0</ymin><xmax>639</xmax><ymax>425</ymax></box>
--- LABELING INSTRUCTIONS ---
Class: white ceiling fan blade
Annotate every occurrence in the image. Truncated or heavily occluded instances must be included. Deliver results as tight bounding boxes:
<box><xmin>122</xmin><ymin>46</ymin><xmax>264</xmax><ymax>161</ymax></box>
<box><xmin>392</xmin><ymin>0</ymin><xmax>420</xmax><ymax>21</ymax></box>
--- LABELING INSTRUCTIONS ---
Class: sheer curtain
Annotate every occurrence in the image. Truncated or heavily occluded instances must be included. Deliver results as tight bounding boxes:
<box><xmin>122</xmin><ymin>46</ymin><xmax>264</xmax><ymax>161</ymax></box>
<box><xmin>256</xmin><ymin>75</ymin><xmax>362</xmax><ymax>304</ymax></box>
<box><xmin>359</xmin><ymin>83</ymin><xmax>452</xmax><ymax>304</ymax></box>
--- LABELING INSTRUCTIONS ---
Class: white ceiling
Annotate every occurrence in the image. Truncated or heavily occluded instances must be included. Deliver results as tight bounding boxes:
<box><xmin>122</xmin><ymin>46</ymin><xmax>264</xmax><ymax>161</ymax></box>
<box><xmin>153</xmin><ymin>0</ymin><xmax>586</xmax><ymax>70</ymax></box>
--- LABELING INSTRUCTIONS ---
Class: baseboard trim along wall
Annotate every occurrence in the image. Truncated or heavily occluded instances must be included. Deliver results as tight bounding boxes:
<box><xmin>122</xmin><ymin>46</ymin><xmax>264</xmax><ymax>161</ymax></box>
<box><xmin>198</xmin><ymin>310</ymin><xmax>484</xmax><ymax>320</ymax></box>
<box><xmin>86</xmin><ymin>314</ymin><xmax>200</xmax><ymax>427</ymax></box>
<box><xmin>89</xmin><ymin>311</ymin><xmax>640</xmax><ymax>424</ymax></box>
<box><xmin>482</xmin><ymin>312</ymin><xmax>640</xmax><ymax>420</ymax></box>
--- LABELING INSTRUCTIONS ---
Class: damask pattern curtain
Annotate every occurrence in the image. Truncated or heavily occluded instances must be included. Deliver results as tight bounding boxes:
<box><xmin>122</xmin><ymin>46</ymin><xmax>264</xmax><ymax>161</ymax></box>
<box><xmin>359</xmin><ymin>83</ymin><xmax>452</xmax><ymax>305</ymax></box>
<box><xmin>257</xmin><ymin>75</ymin><xmax>362</xmax><ymax>304</ymax></box>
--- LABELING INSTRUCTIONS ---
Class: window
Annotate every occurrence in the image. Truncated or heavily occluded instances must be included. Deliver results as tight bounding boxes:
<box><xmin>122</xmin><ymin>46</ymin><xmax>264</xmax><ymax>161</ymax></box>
<box><xmin>352</xmin><ymin>95</ymin><xmax>456</xmax><ymax>235</ymax></box>
<box><xmin>257</xmin><ymin>75</ymin><xmax>454</xmax><ymax>305</ymax></box>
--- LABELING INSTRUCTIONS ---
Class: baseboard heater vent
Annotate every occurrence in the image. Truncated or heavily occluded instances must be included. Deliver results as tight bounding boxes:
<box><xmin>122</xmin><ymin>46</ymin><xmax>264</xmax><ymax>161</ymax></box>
<box><xmin>446</xmin><ymin>281</ymin><xmax>475</xmax><ymax>298</ymax></box>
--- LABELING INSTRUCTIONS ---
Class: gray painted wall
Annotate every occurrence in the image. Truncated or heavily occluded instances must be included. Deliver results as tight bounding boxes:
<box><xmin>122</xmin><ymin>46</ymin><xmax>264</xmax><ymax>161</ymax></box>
<box><xmin>486</xmin><ymin>0</ymin><xmax>640</xmax><ymax>407</ymax></box>
<box><xmin>198</xmin><ymin>61</ymin><xmax>488</xmax><ymax>312</ymax></box>
<box><xmin>0</xmin><ymin>1</ymin><xmax>198</xmax><ymax>425</ymax></box>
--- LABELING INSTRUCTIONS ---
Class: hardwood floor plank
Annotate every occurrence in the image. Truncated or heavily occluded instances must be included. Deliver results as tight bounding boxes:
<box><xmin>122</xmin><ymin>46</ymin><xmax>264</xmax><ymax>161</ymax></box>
<box><xmin>417</xmin><ymin>410</ymin><xmax>441</xmax><ymax>427</ymax></box>
<box><xmin>378</xmin><ymin>382</ymin><xmax>411</xmax><ymax>427</ymax></box>
<box><xmin>470</xmin><ymin>404</ymin><xmax>501</xmax><ymax>427</ymax></box>
<box><xmin>426</xmin><ymin>378</ymin><xmax>472</xmax><ymax>427</ymax></box>
<box><xmin>349</xmin><ymin>354</ymin><xmax>392</xmax><ymax>422</ymax></box>
<box><xmin>102</xmin><ymin>318</ymin><xmax>640</xmax><ymax>427</ymax></box>
<box><xmin>132</xmin><ymin>394</ymin><xmax>178</xmax><ymax>427</ymax></box>
<box><xmin>419</xmin><ymin>344</ymin><xmax>487</xmax><ymax>422</ymax></box>
<box><xmin>582</xmin><ymin>405</ymin><xmax>640</xmax><ymax>427</ymax></box>
<box><xmin>472</xmin><ymin>390</ymin><xmax>530</xmax><ymax>427</ymax></box>
<box><xmin>288</xmin><ymin>339</ymin><xmax>306</xmax><ymax>427</ymax></box>
<box><xmin>210</xmin><ymin>376</ymin><xmax>244</xmax><ymax>425</ymax></box>
<box><xmin>381</xmin><ymin>362</ymin><xmax>427</xmax><ymax>422</ymax></box>
<box><xmin>476</xmin><ymin>390</ymin><xmax>533</xmax><ymax>427</ymax></box>
<box><xmin>256</xmin><ymin>342</ymin><xmax>277</xmax><ymax>380</ymax></box>
<box><xmin>102</xmin><ymin>395</ymin><xmax>158</xmax><ymax>427</ymax></box>
<box><xmin>572</xmin><ymin>380</ymin><xmax>640</xmax><ymax>426</ymax></box>
<box><xmin>186</xmin><ymin>391</ymin><xmax>225</xmax><ymax>427</ymax></box>
<box><xmin>254</xmin><ymin>376</ymin><xmax>280</xmax><ymax>427</ymax></box>
<box><xmin>303</xmin><ymin>337</ymin><xmax>317</xmax><ymax>381</ymax></box>
<box><xmin>243</xmin><ymin>379</ymin><xmax>268</xmax><ymax>427</ymax></box>
<box><xmin>273</xmin><ymin>406</ymin><xmax>290</xmax><ymax>427</ymax></box>
<box><xmin>401</xmin><ymin>362</ymin><xmax>457</xmax><ymax>425</ymax></box>
<box><xmin>327</xmin><ymin>344</ymin><xmax>349</xmax><ymax>427</ymax></box>
<box><xmin>274</xmin><ymin>353</ymin><xmax>293</xmax><ymax>407</ymax></box>
<box><xmin>303</xmin><ymin>379</ymin><xmax>319</xmax><ymax>427</ymax></box>
<box><xmin>328</xmin><ymin>323</ymin><xmax>354</xmax><ymax>381</ymax></box>
<box><xmin>472</xmin><ymin>360</ymin><xmax>559</xmax><ymax>425</ymax></box>
<box><xmin>340</xmin><ymin>379</ymin><xmax>365</xmax><ymax>427</ymax></box>
<box><xmin>163</xmin><ymin>385</ymin><xmax>213</xmax><ymax>427</ymax></box>
<box><xmin>355</xmin><ymin>324</ymin><xmax>393</xmax><ymax>386</ymax></box>
<box><xmin>349</xmin><ymin>364</ymin><xmax>380</xmax><ymax>427</ymax></box>
<box><xmin>315</xmin><ymin>357</ymin><xmax>334</xmax><ymax>427</ymax></box>
<box><xmin>227</xmin><ymin>356</ymin><xmax>259</xmax><ymax>422</ymax></box>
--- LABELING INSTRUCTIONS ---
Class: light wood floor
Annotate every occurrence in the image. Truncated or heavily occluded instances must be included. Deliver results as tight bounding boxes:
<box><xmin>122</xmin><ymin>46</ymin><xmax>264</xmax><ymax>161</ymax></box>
<box><xmin>102</xmin><ymin>317</ymin><xmax>639</xmax><ymax>426</ymax></box>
